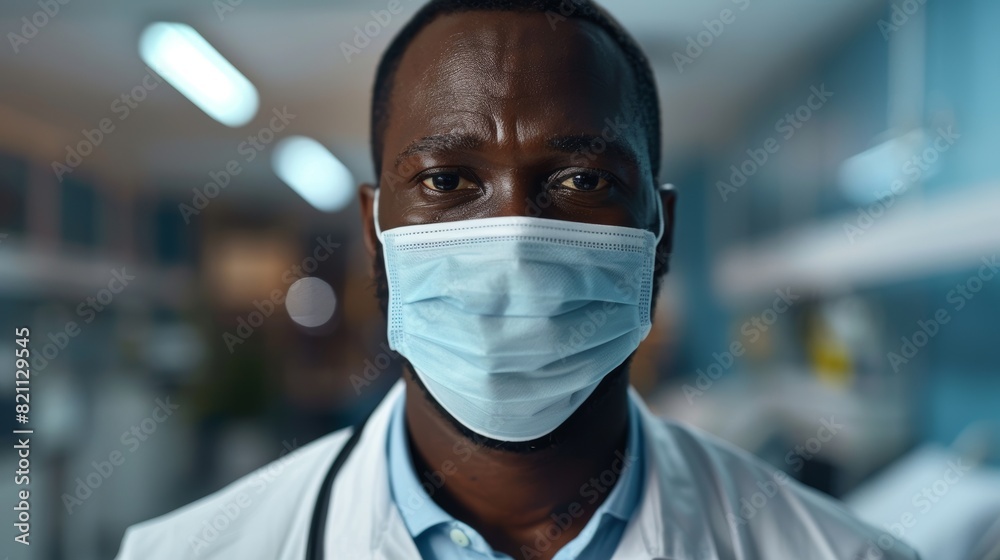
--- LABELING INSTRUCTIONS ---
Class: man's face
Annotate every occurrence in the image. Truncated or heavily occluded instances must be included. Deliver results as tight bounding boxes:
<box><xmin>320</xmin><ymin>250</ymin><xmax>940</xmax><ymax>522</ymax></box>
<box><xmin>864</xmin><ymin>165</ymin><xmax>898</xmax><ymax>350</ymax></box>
<box><xmin>363</xmin><ymin>11</ymin><xmax>662</xmax><ymax>244</ymax></box>
<box><xmin>358</xmin><ymin>10</ymin><xmax>673</xmax><ymax>446</ymax></box>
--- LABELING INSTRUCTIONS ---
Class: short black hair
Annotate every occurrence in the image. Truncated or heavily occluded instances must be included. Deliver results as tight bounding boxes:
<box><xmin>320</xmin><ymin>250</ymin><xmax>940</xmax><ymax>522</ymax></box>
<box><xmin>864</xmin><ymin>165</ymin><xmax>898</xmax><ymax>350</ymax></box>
<box><xmin>369</xmin><ymin>0</ymin><xmax>661</xmax><ymax>181</ymax></box>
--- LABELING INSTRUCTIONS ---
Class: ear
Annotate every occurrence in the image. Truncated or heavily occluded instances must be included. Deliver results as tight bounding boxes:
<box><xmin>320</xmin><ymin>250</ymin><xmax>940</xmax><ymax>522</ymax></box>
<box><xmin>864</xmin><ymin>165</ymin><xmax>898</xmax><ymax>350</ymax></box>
<box><xmin>656</xmin><ymin>185</ymin><xmax>677</xmax><ymax>272</ymax></box>
<box><xmin>358</xmin><ymin>183</ymin><xmax>378</xmax><ymax>277</ymax></box>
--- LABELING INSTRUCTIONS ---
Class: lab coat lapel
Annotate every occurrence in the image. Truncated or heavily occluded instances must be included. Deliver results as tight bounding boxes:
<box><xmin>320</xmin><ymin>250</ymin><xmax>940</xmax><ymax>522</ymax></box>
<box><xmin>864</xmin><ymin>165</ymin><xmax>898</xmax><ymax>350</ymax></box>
<box><xmin>323</xmin><ymin>381</ymin><xmax>420</xmax><ymax>559</ymax></box>
<box><xmin>612</xmin><ymin>389</ymin><xmax>723</xmax><ymax>560</ymax></box>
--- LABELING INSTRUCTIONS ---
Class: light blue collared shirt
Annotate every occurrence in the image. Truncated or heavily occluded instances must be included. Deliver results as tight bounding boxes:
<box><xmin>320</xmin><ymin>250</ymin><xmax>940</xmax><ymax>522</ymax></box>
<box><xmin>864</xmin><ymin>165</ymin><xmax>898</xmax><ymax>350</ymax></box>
<box><xmin>386</xmin><ymin>394</ymin><xmax>645</xmax><ymax>559</ymax></box>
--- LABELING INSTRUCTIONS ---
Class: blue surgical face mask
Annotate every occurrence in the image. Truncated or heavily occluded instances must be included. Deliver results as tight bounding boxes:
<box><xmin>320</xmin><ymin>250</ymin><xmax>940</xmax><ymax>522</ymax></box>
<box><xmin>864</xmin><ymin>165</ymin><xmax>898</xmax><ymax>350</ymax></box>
<box><xmin>374</xmin><ymin>189</ymin><xmax>662</xmax><ymax>441</ymax></box>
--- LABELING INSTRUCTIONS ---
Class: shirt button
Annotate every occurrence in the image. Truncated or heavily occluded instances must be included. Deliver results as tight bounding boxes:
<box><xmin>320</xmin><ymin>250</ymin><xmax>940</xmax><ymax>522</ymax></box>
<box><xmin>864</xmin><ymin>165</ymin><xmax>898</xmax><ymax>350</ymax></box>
<box><xmin>449</xmin><ymin>527</ymin><xmax>471</xmax><ymax>548</ymax></box>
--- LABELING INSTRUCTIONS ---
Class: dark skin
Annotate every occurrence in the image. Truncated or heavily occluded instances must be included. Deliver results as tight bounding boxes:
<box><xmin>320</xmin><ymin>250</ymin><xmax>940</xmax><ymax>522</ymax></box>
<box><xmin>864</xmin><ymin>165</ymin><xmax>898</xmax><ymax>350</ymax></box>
<box><xmin>358</xmin><ymin>11</ymin><xmax>676</xmax><ymax>559</ymax></box>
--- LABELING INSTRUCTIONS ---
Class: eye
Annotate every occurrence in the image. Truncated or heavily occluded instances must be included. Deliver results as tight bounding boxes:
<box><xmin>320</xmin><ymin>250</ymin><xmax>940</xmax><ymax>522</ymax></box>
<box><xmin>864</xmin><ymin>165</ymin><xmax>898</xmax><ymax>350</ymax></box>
<box><xmin>420</xmin><ymin>173</ymin><xmax>474</xmax><ymax>192</ymax></box>
<box><xmin>559</xmin><ymin>172</ymin><xmax>609</xmax><ymax>192</ymax></box>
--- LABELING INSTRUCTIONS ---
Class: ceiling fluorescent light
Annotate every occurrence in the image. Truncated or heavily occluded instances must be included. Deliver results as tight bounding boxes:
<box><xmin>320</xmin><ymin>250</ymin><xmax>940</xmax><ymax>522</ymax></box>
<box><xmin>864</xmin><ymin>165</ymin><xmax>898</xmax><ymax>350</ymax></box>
<box><xmin>272</xmin><ymin>136</ymin><xmax>355</xmax><ymax>212</ymax></box>
<box><xmin>139</xmin><ymin>22</ymin><xmax>259</xmax><ymax>127</ymax></box>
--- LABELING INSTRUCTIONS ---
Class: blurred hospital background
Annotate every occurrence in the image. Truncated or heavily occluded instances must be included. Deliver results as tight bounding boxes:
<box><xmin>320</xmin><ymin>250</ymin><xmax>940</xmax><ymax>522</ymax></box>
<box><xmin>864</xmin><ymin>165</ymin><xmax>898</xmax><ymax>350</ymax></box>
<box><xmin>0</xmin><ymin>0</ymin><xmax>998</xmax><ymax>558</ymax></box>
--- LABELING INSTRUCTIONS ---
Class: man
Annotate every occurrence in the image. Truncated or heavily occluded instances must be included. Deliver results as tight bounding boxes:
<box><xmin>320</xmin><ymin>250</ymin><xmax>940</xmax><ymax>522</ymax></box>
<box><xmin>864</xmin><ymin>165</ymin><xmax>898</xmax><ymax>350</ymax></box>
<box><xmin>117</xmin><ymin>1</ymin><xmax>920</xmax><ymax>559</ymax></box>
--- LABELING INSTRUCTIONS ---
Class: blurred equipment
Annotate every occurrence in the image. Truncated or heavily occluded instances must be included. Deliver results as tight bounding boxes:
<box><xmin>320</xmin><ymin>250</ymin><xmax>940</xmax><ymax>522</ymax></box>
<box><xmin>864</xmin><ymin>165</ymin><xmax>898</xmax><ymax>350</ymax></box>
<box><xmin>846</xmin><ymin>424</ymin><xmax>1000</xmax><ymax>560</ymax></box>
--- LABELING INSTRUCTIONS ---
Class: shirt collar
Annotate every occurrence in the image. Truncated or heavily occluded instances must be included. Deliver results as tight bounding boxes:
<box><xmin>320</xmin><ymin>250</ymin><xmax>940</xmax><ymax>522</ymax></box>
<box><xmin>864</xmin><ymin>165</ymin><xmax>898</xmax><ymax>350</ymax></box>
<box><xmin>604</xmin><ymin>396</ymin><xmax>645</xmax><ymax>523</ymax></box>
<box><xmin>386</xmin><ymin>394</ymin><xmax>455</xmax><ymax>537</ymax></box>
<box><xmin>386</xmin><ymin>390</ymin><xmax>645</xmax><ymax>540</ymax></box>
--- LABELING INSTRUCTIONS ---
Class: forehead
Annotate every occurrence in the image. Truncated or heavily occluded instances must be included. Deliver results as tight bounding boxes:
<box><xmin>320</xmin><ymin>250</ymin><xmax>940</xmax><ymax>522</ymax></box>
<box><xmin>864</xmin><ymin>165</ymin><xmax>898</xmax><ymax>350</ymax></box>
<box><xmin>382</xmin><ymin>10</ymin><xmax>643</xmax><ymax>165</ymax></box>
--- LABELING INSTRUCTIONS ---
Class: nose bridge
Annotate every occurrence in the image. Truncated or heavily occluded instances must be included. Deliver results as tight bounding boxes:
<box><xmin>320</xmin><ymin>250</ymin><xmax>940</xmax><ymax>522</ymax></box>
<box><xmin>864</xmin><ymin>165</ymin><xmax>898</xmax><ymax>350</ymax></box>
<box><xmin>486</xmin><ymin>167</ymin><xmax>546</xmax><ymax>219</ymax></box>
<box><xmin>474</xmin><ymin>167</ymin><xmax>542</xmax><ymax>217</ymax></box>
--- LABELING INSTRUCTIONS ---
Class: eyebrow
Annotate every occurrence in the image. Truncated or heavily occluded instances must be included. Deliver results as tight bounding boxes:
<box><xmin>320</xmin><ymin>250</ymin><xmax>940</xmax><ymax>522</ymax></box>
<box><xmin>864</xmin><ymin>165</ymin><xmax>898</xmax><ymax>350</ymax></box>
<box><xmin>394</xmin><ymin>133</ymin><xmax>483</xmax><ymax>168</ymax></box>
<box><xmin>546</xmin><ymin>135</ymin><xmax>641</xmax><ymax>169</ymax></box>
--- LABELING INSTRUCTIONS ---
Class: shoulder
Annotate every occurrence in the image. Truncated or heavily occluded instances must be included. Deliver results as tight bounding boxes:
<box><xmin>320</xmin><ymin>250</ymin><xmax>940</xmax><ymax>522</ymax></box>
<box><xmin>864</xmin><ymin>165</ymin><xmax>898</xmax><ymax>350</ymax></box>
<box><xmin>651</xmin><ymin>418</ymin><xmax>921</xmax><ymax>560</ymax></box>
<box><xmin>115</xmin><ymin>427</ymin><xmax>353</xmax><ymax>560</ymax></box>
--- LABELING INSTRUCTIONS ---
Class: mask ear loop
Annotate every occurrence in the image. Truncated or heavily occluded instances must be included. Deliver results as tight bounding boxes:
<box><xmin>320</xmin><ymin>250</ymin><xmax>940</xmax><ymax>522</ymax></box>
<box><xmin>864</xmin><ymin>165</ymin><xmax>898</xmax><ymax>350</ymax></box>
<box><xmin>373</xmin><ymin>188</ymin><xmax>384</xmax><ymax>243</ymax></box>
<box><xmin>654</xmin><ymin>183</ymin><xmax>672</xmax><ymax>243</ymax></box>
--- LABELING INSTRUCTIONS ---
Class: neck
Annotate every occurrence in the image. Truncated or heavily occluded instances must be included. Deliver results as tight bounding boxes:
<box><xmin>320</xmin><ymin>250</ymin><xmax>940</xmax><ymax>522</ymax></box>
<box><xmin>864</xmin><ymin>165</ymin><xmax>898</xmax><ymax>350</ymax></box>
<box><xmin>402</xmin><ymin>366</ymin><xmax>631</xmax><ymax>559</ymax></box>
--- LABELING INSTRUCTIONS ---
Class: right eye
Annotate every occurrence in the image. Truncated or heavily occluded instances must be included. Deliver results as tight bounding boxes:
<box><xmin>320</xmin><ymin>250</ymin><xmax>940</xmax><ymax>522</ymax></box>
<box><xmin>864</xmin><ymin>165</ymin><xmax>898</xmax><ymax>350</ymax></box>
<box><xmin>420</xmin><ymin>173</ymin><xmax>474</xmax><ymax>192</ymax></box>
<box><xmin>558</xmin><ymin>172</ymin><xmax>609</xmax><ymax>192</ymax></box>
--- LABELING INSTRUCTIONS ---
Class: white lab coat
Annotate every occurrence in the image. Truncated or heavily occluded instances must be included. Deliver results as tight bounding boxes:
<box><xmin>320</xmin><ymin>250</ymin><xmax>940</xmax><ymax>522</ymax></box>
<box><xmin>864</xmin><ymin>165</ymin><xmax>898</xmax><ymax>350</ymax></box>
<box><xmin>116</xmin><ymin>381</ymin><xmax>920</xmax><ymax>559</ymax></box>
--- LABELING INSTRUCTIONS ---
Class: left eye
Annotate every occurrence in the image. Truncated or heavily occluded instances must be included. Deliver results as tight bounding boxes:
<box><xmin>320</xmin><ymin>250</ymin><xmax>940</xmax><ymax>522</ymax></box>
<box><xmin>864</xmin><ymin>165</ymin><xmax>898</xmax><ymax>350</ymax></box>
<box><xmin>420</xmin><ymin>173</ymin><xmax>474</xmax><ymax>191</ymax></box>
<box><xmin>559</xmin><ymin>173</ymin><xmax>609</xmax><ymax>191</ymax></box>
